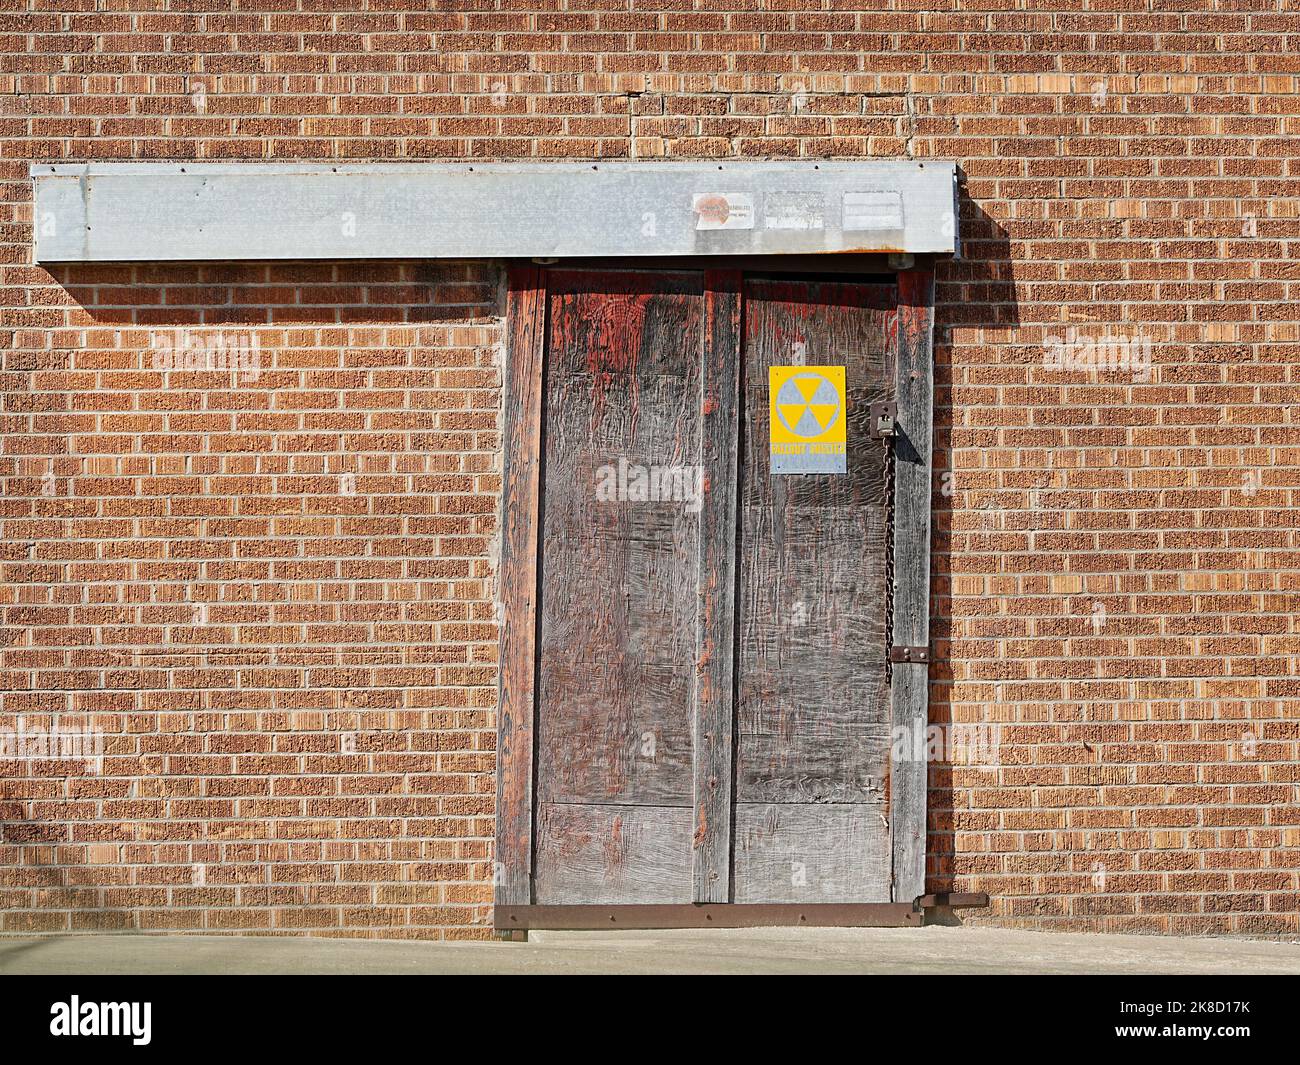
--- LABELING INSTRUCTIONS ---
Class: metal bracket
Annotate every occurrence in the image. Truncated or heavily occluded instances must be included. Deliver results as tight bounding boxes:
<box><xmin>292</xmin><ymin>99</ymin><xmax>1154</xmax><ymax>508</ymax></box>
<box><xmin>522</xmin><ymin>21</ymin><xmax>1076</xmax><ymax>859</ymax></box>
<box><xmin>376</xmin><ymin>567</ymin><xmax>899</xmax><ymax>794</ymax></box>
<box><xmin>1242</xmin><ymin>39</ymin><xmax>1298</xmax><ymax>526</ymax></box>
<box><xmin>889</xmin><ymin>645</ymin><xmax>930</xmax><ymax>664</ymax></box>
<box><xmin>870</xmin><ymin>400</ymin><xmax>897</xmax><ymax>439</ymax></box>
<box><xmin>914</xmin><ymin>892</ymin><xmax>990</xmax><ymax>911</ymax></box>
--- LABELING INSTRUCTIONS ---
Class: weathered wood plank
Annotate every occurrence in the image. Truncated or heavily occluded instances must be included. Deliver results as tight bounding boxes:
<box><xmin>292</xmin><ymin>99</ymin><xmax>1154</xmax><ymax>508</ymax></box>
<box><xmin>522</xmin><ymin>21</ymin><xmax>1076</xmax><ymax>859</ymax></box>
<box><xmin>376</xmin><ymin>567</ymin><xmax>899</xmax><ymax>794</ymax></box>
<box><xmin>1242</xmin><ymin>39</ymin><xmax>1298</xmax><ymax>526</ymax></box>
<box><xmin>733</xmin><ymin>804</ymin><xmax>892</xmax><ymax>903</ymax></box>
<box><xmin>735</xmin><ymin>279</ymin><xmax>897</xmax><ymax>810</ymax></box>
<box><xmin>535</xmin><ymin>271</ymin><xmax>705</xmax><ymax>812</ymax></box>
<box><xmin>495</xmin><ymin>262</ymin><xmax>547</xmax><ymax>908</ymax></box>
<box><xmin>692</xmin><ymin>268</ymin><xmax>743</xmax><ymax>902</ymax></box>
<box><xmin>889</xmin><ymin>266</ymin><xmax>936</xmax><ymax>904</ymax></box>
<box><xmin>537</xmin><ymin>376</ymin><xmax>700</xmax><ymax>806</ymax></box>
<box><xmin>534</xmin><ymin>803</ymin><xmax>694</xmax><ymax>905</ymax></box>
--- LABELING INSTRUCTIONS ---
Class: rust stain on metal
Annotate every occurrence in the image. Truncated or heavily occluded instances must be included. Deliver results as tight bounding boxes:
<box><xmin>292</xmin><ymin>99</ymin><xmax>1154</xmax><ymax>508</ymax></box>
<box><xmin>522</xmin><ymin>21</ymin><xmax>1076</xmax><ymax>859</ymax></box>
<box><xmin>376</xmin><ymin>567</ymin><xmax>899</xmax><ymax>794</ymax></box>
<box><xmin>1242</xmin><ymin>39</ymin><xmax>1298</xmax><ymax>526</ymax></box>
<box><xmin>805</xmin><ymin>245</ymin><xmax>909</xmax><ymax>255</ymax></box>
<box><xmin>497</xmin><ymin>903</ymin><xmax>924</xmax><ymax>930</ymax></box>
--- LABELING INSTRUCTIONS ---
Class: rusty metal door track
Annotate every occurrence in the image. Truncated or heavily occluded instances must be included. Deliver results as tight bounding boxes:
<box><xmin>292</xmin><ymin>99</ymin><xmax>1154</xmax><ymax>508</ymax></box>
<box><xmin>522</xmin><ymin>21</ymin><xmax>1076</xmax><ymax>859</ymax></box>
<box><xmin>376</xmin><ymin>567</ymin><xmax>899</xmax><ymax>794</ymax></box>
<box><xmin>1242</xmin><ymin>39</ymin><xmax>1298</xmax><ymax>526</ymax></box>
<box><xmin>495</xmin><ymin>894</ymin><xmax>989</xmax><ymax>934</ymax></box>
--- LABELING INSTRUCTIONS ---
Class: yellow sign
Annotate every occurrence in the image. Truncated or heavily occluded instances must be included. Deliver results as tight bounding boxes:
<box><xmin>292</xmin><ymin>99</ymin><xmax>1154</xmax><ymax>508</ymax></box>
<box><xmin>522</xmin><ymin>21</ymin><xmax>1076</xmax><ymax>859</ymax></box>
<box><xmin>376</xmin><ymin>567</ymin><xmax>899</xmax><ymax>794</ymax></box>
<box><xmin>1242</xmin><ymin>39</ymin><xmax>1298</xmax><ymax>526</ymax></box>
<box><xmin>769</xmin><ymin>365</ymin><xmax>847</xmax><ymax>474</ymax></box>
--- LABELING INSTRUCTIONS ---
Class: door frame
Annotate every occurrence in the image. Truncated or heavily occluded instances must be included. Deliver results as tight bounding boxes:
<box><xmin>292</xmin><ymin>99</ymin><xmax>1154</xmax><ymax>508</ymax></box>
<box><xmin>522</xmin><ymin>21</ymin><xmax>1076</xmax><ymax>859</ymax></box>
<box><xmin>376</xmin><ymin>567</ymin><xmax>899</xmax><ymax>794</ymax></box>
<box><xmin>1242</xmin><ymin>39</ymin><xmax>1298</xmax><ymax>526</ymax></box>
<box><xmin>493</xmin><ymin>257</ymin><xmax>951</xmax><ymax>935</ymax></box>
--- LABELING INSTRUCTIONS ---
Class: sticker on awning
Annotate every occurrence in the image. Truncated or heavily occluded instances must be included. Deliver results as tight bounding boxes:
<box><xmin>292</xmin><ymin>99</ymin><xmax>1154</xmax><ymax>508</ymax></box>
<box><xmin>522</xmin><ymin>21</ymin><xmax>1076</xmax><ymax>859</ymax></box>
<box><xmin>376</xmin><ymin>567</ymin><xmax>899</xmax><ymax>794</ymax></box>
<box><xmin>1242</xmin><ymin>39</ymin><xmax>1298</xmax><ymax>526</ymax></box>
<box><xmin>763</xmin><ymin>191</ymin><xmax>825</xmax><ymax>230</ymax></box>
<box><xmin>842</xmin><ymin>190</ymin><xmax>904</xmax><ymax>231</ymax></box>
<box><xmin>692</xmin><ymin>192</ymin><xmax>755</xmax><ymax>230</ymax></box>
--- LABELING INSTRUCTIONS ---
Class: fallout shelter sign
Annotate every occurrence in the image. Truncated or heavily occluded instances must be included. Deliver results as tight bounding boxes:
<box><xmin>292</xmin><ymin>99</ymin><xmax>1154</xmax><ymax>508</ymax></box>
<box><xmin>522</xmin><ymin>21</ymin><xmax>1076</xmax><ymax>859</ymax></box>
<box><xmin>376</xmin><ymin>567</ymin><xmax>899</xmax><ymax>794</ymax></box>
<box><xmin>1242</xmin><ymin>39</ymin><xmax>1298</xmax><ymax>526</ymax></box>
<box><xmin>768</xmin><ymin>365</ymin><xmax>847</xmax><ymax>475</ymax></box>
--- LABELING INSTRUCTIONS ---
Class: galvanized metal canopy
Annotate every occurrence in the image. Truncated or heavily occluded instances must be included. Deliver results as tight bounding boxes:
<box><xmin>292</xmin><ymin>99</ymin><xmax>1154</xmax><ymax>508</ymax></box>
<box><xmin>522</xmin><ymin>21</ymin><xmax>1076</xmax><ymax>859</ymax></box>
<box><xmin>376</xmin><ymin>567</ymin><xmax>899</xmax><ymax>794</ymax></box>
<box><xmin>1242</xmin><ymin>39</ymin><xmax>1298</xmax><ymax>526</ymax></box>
<box><xmin>32</xmin><ymin>161</ymin><xmax>958</xmax><ymax>263</ymax></box>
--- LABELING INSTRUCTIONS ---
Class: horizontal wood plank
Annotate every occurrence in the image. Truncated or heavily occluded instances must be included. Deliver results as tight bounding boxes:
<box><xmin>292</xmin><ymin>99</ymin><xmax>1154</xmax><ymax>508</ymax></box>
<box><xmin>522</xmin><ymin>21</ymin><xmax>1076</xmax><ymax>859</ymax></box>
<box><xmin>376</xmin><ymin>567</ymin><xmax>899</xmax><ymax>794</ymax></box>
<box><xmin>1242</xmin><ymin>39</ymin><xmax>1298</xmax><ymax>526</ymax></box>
<box><xmin>733</xmin><ymin>803</ymin><xmax>892</xmax><ymax>904</ymax></box>
<box><xmin>534</xmin><ymin>803</ymin><xmax>694</xmax><ymax>905</ymax></box>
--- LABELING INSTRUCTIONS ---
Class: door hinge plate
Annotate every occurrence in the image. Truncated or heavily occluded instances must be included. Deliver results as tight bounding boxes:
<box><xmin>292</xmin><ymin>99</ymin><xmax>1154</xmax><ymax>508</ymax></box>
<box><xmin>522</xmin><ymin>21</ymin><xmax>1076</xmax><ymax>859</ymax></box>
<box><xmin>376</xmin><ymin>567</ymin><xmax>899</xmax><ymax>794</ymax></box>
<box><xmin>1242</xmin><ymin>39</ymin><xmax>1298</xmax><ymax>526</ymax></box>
<box><xmin>870</xmin><ymin>400</ymin><xmax>897</xmax><ymax>439</ymax></box>
<box><xmin>889</xmin><ymin>645</ymin><xmax>929</xmax><ymax>664</ymax></box>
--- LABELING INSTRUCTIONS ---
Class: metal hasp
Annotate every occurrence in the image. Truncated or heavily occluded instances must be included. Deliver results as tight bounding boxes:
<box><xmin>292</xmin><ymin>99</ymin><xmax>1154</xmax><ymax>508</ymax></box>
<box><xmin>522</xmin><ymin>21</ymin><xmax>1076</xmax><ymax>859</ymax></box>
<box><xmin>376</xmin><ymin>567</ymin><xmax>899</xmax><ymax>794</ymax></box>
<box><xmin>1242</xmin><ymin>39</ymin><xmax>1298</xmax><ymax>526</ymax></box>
<box><xmin>870</xmin><ymin>399</ymin><xmax>898</xmax><ymax>439</ymax></box>
<box><xmin>31</xmin><ymin>160</ymin><xmax>959</xmax><ymax>263</ymax></box>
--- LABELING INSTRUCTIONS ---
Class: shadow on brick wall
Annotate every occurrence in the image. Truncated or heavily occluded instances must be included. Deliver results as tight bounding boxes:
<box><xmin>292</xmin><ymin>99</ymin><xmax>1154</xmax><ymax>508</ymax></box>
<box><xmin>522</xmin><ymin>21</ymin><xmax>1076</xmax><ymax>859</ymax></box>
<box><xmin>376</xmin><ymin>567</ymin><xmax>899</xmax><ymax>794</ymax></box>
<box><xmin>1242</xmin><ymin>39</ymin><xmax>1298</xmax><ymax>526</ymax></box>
<box><xmin>925</xmin><ymin>186</ymin><xmax>1020</xmax><ymax>913</ymax></box>
<box><xmin>44</xmin><ymin>261</ymin><xmax>499</xmax><ymax>326</ymax></box>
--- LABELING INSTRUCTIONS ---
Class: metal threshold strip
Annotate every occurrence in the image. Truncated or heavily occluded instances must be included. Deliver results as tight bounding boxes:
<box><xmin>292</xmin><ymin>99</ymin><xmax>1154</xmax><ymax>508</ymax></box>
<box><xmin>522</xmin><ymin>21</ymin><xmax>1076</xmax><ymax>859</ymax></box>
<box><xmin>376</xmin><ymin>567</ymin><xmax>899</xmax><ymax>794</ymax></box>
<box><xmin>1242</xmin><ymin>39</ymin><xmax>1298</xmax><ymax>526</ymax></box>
<box><xmin>496</xmin><ymin>894</ymin><xmax>989</xmax><ymax>932</ymax></box>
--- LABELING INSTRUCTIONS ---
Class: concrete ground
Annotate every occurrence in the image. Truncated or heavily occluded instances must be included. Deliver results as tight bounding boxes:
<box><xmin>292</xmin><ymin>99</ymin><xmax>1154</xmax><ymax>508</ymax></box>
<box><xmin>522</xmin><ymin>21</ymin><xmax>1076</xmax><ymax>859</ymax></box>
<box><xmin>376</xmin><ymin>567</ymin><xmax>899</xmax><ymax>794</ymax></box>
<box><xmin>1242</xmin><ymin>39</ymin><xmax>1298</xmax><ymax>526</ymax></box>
<box><xmin>3</xmin><ymin>926</ymin><xmax>1300</xmax><ymax>975</ymax></box>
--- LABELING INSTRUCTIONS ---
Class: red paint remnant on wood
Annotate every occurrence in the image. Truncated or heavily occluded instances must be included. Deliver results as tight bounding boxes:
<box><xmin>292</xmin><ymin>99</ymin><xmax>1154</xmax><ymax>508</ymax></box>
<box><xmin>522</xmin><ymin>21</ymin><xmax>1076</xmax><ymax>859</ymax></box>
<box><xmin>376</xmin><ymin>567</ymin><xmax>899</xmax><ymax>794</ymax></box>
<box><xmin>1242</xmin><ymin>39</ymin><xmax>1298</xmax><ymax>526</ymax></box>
<box><xmin>692</xmin><ymin>269</ymin><xmax>743</xmax><ymax>902</ymax></box>
<box><xmin>585</xmin><ymin>295</ymin><xmax>646</xmax><ymax>375</ymax></box>
<box><xmin>495</xmin><ymin>262</ymin><xmax>547</xmax><ymax>910</ymax></box>
<box><xmin>605</xmin><ymin>814</ymin><xmax>627</xmax><ymax>870</ymax></box>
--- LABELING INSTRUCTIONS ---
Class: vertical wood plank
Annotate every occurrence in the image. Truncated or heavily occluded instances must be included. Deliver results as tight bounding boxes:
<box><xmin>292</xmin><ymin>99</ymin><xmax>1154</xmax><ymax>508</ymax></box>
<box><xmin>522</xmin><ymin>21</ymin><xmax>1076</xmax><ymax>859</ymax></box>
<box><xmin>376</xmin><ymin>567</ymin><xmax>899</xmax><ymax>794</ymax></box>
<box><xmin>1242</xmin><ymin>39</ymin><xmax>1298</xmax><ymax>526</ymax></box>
<box><xmin>495</xmin><ymin>262</ymin><xmax>546</xmax><ymax>909</ymax></box>
<box><xmin>535</xmin><ymin>270</ymin><xmax>704</xmax><ymax>810</ymax></box>
<box><xmin>890</xmin><ymin>265</ymin><xmax>936</xmax><ymax>904</ymax></box>
<box><xmin>692</xmin><ymin>268</ymin><xmax>742</xmax><ymax>902</ymax></box>
<box><xmin>732</xmin><ymin>278</ymin><xmax>896</xmax><ymax>904</ymax></box>
<box><xmin>532</xmin><ymin>269</ymin><xmax>707</xmax><ymax>903</ymax></box>
<box><xmin>735</xmin><ymin>280</ymin><xmax>896</xmax><ymax>810</ymax></box>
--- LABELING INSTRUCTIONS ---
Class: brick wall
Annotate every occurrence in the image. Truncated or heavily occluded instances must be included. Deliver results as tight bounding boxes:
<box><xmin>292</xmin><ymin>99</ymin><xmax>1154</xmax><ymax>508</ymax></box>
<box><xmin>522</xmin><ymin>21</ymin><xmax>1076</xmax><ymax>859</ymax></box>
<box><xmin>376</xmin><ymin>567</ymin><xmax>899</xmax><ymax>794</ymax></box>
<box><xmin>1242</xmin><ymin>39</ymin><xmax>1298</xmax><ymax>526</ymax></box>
<box><xmin>1</xmin><ymin>261</ymin><xmax>503</xmax><ymax>937</ymax></box>
<box><xmin>3</xmin><ymin>4</ymin><xmax>1298</xmax><ymax>937</ymax></box>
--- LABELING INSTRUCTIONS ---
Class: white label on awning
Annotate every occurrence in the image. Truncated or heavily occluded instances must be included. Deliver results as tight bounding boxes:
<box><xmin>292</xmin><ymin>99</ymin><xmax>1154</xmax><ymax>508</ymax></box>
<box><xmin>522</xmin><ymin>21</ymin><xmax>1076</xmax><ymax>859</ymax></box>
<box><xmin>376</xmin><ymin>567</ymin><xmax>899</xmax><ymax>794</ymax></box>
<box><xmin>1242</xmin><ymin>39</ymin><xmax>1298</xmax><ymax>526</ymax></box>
<box><xmin>763</xmin><ymin>191</ymin><xmax>825</xmax><ymax>230</ymax></box>
<box><xmin>842</xmin><ymin>190</ymin><xmax>904</xmax><ymax>231</ymax></box>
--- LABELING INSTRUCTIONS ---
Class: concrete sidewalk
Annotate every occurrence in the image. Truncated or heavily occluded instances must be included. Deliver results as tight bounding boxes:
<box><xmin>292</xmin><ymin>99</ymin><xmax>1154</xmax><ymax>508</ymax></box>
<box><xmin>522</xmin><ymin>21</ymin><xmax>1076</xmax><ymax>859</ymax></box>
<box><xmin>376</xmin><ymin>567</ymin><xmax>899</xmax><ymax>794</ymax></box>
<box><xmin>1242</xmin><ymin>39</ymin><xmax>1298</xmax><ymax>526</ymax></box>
<box><xmin>3</xmin><ymin>926</ymin><xmax>1300</xmax><ymax>975</ymax></box>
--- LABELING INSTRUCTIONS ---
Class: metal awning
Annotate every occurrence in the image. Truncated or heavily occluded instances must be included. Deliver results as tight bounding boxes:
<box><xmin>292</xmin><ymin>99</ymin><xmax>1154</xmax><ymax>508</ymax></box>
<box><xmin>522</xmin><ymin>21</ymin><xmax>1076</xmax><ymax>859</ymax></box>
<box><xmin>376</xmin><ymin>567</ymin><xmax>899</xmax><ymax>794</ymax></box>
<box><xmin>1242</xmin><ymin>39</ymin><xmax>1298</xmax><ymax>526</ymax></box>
<box><xmin>32</xmin><ymin>160</ymin><xmax>959</xmax><ymax>263</ymax></box>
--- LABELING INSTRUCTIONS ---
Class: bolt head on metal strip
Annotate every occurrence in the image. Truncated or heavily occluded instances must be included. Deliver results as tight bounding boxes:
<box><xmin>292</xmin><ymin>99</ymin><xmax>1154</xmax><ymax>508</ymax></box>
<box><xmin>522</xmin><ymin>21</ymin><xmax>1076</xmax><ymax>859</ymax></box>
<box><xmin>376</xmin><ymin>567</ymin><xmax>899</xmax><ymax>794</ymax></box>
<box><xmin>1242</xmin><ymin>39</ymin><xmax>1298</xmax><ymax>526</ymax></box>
<box><xmin>889</xmin><ymin>645</ymin><xmax>930</xmax><ymax>663</ymax></box>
